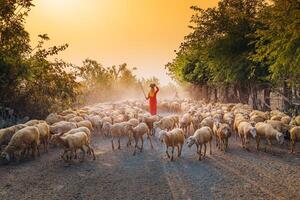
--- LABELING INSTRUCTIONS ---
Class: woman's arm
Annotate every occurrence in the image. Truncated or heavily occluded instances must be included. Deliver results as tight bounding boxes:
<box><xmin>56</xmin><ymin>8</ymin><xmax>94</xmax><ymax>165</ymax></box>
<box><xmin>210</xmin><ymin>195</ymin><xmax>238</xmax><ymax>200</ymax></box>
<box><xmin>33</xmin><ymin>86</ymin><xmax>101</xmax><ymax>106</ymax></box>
<box><xmin>146</xmin><ymin>93</ymin><xmax>150</xmax><ymax>100</ymax></box>
<box><xmin>155</xmin><ymin>86</ymin><xmax>160</xmax><ymax>94</ymax></box>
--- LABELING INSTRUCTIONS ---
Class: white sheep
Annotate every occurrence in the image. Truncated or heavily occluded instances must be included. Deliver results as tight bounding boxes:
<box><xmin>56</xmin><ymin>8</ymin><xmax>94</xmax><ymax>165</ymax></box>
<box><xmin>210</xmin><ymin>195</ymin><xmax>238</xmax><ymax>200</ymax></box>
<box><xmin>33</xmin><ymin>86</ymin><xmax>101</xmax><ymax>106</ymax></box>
<box><xmin>255</xmin><ymin>122</ymin><xmax>284</xmax><ymax>152</ymax></box>
<box><xmin>1</xmin><ymin>126</ymin><xmax>40</xmax><ymax>163</ymax></box>
<box><xmin>158</xmin><ymin>128</ymin><xmax>184</xmax><ymax>161</ymax></box>
<box><xmin>131</xmin><ymin>123</ymin><xmax>153</xmax><ymax>155</ymax></box>
<box><xmin>0</xmin><ymin>124</ymin><xmax>27</xmax><ymax>147</ymax></box>
<box><xmin>187</xmin><ymin>127</ymin><xmax>213</xmax><ymax>160</ymax></box>
<box><xmin>51</xmin><ymin>131</ymin><xmax>95</xmax><ymax>162</ymax></box>
<box><xmin>237</xmin><ymin>121</ymin><xmax>256</xmax><ymax>150</ymax></box>
<box><xmin>50</xmin><ymin>121</ymin><xmax>77</xmax><ymax>135</ymax></box>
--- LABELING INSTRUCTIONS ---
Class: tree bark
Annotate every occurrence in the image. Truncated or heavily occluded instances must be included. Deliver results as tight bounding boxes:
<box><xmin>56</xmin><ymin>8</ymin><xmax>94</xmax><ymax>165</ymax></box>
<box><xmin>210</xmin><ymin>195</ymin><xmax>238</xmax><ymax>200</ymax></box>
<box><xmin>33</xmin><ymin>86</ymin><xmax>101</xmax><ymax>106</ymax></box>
<box><xmin>263</xmin><ymin>87</ymin><xmax>271</xmax><ymax>111</ymax></box>
<box><xmin>282</xmin><ymin>81</ymin><xmax>292</xmax><ymax>112</ymax></box>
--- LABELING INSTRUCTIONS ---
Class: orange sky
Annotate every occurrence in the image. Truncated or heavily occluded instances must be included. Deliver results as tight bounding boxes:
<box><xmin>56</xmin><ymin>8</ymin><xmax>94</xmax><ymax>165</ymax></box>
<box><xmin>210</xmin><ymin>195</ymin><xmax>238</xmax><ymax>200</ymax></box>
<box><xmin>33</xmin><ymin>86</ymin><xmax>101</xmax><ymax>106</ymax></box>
<box><xmin>26</xmin><ymin>0</ymin><xmax>219</xmax><ymax>85</ymax></box>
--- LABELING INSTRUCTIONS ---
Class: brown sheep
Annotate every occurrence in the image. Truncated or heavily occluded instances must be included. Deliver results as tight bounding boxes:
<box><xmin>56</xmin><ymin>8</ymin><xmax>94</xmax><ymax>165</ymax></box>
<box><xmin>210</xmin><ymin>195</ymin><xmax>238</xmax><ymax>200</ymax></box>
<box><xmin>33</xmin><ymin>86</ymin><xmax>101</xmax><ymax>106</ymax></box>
<box><xmin>216</xmin><ymin>123</ymin><xmax>231</xmax><ymax>152</ymax></box>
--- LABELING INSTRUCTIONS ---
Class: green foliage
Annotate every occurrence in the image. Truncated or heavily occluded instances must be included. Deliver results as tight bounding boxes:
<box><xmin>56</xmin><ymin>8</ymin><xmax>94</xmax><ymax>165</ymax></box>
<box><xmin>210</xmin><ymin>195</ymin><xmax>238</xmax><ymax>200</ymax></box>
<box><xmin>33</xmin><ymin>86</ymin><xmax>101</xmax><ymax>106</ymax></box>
<box><xmin>0</xmin><ymin>1</ymin><xmax>81</xmax><ymax>118</ymax></box>
<box><xmin>167</xmin><ymin>0</ymin><xmax>299</xmax><ymax>106</ymax></box>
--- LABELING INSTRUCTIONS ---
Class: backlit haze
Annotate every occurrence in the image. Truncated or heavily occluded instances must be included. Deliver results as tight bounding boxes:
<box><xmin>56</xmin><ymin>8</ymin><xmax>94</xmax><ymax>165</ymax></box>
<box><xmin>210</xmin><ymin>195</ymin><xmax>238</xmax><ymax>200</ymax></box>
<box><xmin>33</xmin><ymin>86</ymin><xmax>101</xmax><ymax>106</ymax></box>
<box><xmin>26</xmin><ymin>0</ymin><xmax>219</xmax><ymax>85</ymax></box>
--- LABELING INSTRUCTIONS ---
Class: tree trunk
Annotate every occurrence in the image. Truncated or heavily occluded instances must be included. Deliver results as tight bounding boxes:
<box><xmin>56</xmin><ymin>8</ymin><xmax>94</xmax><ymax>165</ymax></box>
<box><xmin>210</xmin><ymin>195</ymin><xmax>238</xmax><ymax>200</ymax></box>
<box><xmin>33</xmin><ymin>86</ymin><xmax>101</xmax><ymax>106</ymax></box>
<box><xmin>214</xmin><ymin>87</ymin><xmax>218</xmax><ymax>103</ymax></box>
<box><xmin>263</xmin><ymin>87</ymin><xmax>271</xmax><ymax>111</ymax></box>
<box><xmin>282</xmin><ymin>81</ymin><xmax>292</xmax><ymax>112</ymax></box>
<box><xmin>251</xmin><ymin>84</ymin><xmax>258</xmax><ymax>110</ymax></box>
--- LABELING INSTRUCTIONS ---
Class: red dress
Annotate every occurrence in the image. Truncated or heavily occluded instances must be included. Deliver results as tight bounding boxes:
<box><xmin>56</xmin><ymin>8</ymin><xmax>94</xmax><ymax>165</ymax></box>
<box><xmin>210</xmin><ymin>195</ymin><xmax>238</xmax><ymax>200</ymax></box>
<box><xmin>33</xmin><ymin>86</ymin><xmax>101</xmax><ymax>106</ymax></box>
<box><xmin>148</xmin><ymin>87</ymin><xmax>159</xmax><ymax>115</ymax></box>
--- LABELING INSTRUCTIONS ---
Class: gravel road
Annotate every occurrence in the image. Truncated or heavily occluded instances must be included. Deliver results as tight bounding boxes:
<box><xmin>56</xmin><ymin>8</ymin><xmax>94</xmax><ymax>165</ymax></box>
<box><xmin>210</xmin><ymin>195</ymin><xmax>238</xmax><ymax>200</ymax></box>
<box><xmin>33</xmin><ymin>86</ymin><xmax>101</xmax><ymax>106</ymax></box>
<box><xmin>0</xmin><ymin>133</ymin><xmax>299</xmax><ymax>200</ymax></box>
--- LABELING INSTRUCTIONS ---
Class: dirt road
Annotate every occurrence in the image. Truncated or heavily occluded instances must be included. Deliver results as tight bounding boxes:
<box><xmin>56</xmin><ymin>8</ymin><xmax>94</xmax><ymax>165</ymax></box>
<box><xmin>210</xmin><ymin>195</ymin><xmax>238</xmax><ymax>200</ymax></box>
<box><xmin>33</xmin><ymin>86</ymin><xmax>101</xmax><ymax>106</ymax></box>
<box><xmin>0</xmin><ymin>134</ymin><xmax>299</xmax><ymax>200</ymax></box>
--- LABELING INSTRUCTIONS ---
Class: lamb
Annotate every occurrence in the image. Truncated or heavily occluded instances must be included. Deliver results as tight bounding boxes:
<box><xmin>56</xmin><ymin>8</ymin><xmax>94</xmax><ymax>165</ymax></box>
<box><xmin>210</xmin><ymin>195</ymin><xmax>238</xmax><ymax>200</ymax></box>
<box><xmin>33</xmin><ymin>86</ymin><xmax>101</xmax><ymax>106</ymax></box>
<box><xmin>237</xmin><ymin>122</ymin><xmax>256</xmax><ymax>150</ymax></box>
<box><xmin>255</xmin><ymin>122</ymin><xmax>284</xmax><ymax>152</ymax></box>
<box><xmin>216</xmin><ymin>123</ymin><xmax>231</xmax><ymax>151</ymax></box>
<box><xmin>192</xmin><ymin>115</ymin><xmax>202</xmax><ymax>131</ymax></box>
<box><xmin>186</xmin><ymin>127</ymin><xmax>213</xmax><ymax>160</ymax></box>
<box><xmin>0</xmin><ymin>124</ymin><xmax>28</xmax><ymax>147</ymax></box>
<box><xmin>289</xmin><ymin>126</ymin><xmax>300</xmax><ymax>153</ymax></box>
<box><xmin>49</xmin><ymin>121</ymin><xmax>77</xmax><ymax>135</ymax></box>
<box><xmin>1</xmin><ymin>126</ymin><xmax>40</xmax><ymax>163</ymax></box>
<box><xmin>223</xmin><ymin>112</ymin><xmax>234</xmax><ymax>128</ymax></box>
<box><xmin>77</xmin><ymin>120</ymin><xmax>93</xmax><ymax>132</ymax></box>
<box><xmin>131</xmin><ymin>123</ymin><xmax>154</xmax><ymax>156</ymax></box>
<box><xmin>34</xmin><ymin>122</ymin><xmax>50</xmax><ymax>152</ymax></box>
<box><xmin>50</xmin><ymin>131</ymin><xmax>95</xmax><ymax>162</ymax></box>
<box><xmin>158</xmin><ymin>128</ymin><xmax>184</xmax><ymax>161</ymax></box>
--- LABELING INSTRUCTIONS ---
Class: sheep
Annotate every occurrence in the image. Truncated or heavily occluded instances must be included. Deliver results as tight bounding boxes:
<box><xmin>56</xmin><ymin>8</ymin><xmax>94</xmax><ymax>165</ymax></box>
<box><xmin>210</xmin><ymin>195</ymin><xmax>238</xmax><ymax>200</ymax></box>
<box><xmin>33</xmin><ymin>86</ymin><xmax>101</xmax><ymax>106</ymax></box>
<box><xmin>142</xmin><ymin>115</ymin><xmax>160</xmax><ymax>135</ymax></box>
<box><xmin>34</xmin><ymin>122</ymin><xmax>50</xmax><ymax>152</ymax></box>
<box><xmin>281</xmin><ymin>116</ymin><xmax>291</xmax><ymax>125</ymax></box>
<box><xmin>186</xmin><ymin>127</ymin><xmax>213</xmax><ymax>160</ymax></box>
<box><xmin>77</xmin><ymin>120</ymin><xmax>93</xmax><ymax>132</ymax></box>
<box><xmin>250</xmin><ymin>114</ymin><xmax>266</xmax><ymax>123</ymax></box>
<box><xmin>45</xmin><ymin>113</ymin><xmax>64</xmax><ymax>125</ymax></box>
<box><xmin>63</xmin><ymin>113</ymin><xmax>77</xmax><ymax>121</ymax></box>
<box><xmin>102</xmin><ymin>121</ymin><xmax>112</xmax><ymax>136</ymax></box>
<box><xmin>237</xmin><ymin>122</ymin><xmax>256</xmax><ymax>150</ymax></box>
<box><xmin>216</xmin><ymin>123</ymin><xmax>231</xmax><ymax>151</ymax></box>
<box><xmin>154</xmin><ymin>116</ymin><xmax>176</xmax><ymax>134</ymax></box>
<box><xmin>233</xmin><ymin>115</ymin><xmax>248</xmax><ymax>139</ymax></box>
<box><xmin>88</xmin><ymin>115</ymin><xmax>103</xmax><ymax>134</ymax></box>
<box><xmin>289</xmin><ymin>126</ymin><xmax>300</xmax><ymax>153</ymax></box>
<box><xmin>200</xmin><ymin>116</ymin><xmax>214</xmax><ymax>130</ymax></box>
<box><xmin>102</xmin><ymin>116</ymin><xmax>113</xmax><ymax>124</ymax></box>
<box><xmin>50</xmin><ymin>131</ymin><xmax>95</xmax><ymax>162</ymax></box>
<box><xmin>0</xmin><ymin>124</ymin><xmax>27</xmax><ymax>147</ymax></box>
<box><xmin>192</xmin><ymin>115</ymin><xmax>202</xmax><ymax>131</ymax></box>
<box><xmin>1</xmin><ymin>126</ymin><xmax>40</xmax><ymax>163</ymax></box>
<box><xmin>223</xmin><ymin>112</ymin><xmax>234</xmax><ymax>128</ymax></box>
<box><xmin>158</xmin><ymin>128</ymin><xmax>184</xmax><ymax>161</ymax></box>
<box><xmin>25</xmin><ymin>120</ymin><xmax>45</xmax><ymax>126</ymax></box>
<box><xmin>255</xmin><ymin>122</ymin><xmax>284</xmax><ymax>152</ymax></box>
<box><xmin>49</xmin><ymin>121</ymin><xmax>77</xmax><ymax>135</ymax></box>
<box><xmin>179</xmin><ymin>113</ymin><xmax>193</xmax><ymax>137</ymax></box>
<box><xmin>131</xmin><ymin>123</ymin><xmax>154</xmax><ymax>155</ymax></box>
<box><xmin>169</xmin><ymin>115</ymin><xmax>180</xmax><ymax>127</ymax></box>
<box><xmin>63</xmin><ymin>127</ymin><xmax>91</xmax><ymax>141</ymax></box>
<box><xmin>68</xmin><ymin>116</ymin><xmax>84</xmax><ymax>123</ymax></box>
<box><xmin>265</xmin><ymin>120</ymin><xmax>291</xmax><ymax>134</ymax></box>
<box><xmin>109</xmin><ymin>122</ymin><xmax>132</xmax><ymax>150</ymax></box>
<box><xmin>128</xmin><ymin>118</ymin><xmax>139</xmax><ymax>127</ymax></box>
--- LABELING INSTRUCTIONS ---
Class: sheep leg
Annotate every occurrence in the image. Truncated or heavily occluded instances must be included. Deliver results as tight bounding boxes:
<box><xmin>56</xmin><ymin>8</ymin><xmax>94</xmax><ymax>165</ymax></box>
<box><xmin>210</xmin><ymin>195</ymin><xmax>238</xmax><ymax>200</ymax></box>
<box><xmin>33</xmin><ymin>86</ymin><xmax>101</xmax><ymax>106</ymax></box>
<box><xmin>147</xmin><ymin>135</ymin><xmax>154</xmax><ymax>149</ymax></box>
<box><xmin>133</xmin><ymin>138</ymin><xmax>138</xmax><ymax>156</ymax></box>
<box><xmin>118</xmin><ymin>138</ymin><xmax>121</xmax><ymax>150</ymax></box>
<box><xmin>177</xmin><ymin>146</ymin><xmax>180</xmax><ymax>157</ymax></box>
<box><xmin>267</xmin><ymin>139</ymin><xmax>272</xmax><ymax>152</ymax></box>
<box><xmin>289</xmin><ymin>140</ymin><xmax>295</xmax><ymax>153</ymax></box>
<box><xmin>166</xmin><ymin>146</ymin><xmax>170</xmax><ymax>158</ymax></box>
<box><xmin>198</xmin><ymin>144</ymin><xmax>202</xmax><ymax>161</ymax></box>
<box><xmin>140</xmin><ymin>136</ymin><xmax>144</xmax><ymax>152</ymax></box>
<box><xmin>203</xmin><ymin>144</ymin><xmax>207</xmax><ymax>157</ymax></box>
<box><xmin>171</xmin><ymin>147</ymin><xmax>174</xmax><ymax>161</ymax></box>
<box><xmin>209</xmin><ymin>141</ymin><xmax>212</xmax><ymax>155</ymax></box>
<box><xmin>80</xmin><ymin>147</ymin><xmax>85</xmax><ymax>162</ymax></box>
<box><xmin>111</xmin><ymin>139</ymin><xmax>115</xmax><ymax>150</ymax></box>
<box><xmin>256</xmin><ymin>137</ymin><xmax>260</xmax><ymax>151</ymax></box>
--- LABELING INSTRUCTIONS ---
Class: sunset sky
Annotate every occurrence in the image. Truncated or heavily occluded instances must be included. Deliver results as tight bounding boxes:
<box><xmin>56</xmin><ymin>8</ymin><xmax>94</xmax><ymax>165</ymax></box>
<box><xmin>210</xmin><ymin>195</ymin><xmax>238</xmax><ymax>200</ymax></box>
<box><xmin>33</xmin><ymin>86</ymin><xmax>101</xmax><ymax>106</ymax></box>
<box><xmin>26</xmin><ymin>0</ymin><xmax>219</xmax><ymax>85</ymax></box>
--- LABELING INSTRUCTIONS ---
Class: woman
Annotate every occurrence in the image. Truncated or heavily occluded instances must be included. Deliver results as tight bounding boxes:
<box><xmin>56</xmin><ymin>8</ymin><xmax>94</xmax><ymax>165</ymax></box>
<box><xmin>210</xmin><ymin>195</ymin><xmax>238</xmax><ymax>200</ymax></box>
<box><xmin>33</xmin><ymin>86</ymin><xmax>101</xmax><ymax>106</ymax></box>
<box><xmin>146</xmin><ymin>83</ymin><xmax>159</xmax><ymax>115</ymax></box>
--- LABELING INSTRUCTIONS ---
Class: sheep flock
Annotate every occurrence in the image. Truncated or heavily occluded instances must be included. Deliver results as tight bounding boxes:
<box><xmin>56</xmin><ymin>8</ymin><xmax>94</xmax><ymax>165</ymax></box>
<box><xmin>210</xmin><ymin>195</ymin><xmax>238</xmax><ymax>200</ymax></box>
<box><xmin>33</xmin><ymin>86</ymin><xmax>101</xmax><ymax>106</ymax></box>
<box><xmin>0</xmin><ymin>99</ymin><xmax>300</xmax><ymax>165</ymax></box>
